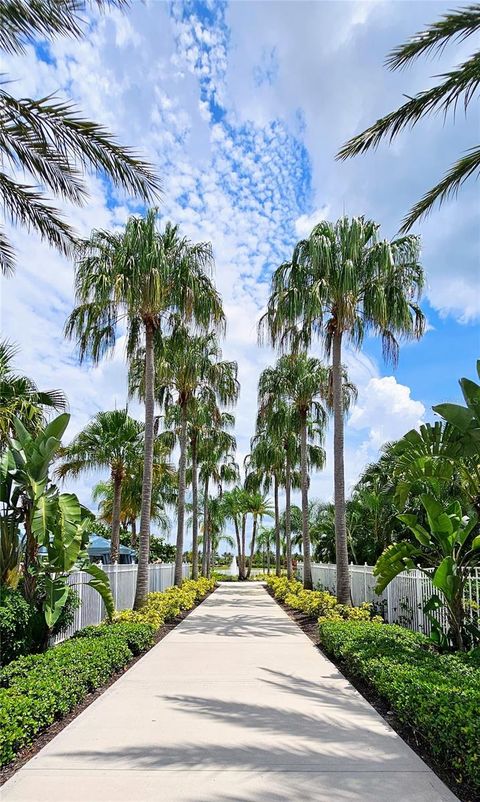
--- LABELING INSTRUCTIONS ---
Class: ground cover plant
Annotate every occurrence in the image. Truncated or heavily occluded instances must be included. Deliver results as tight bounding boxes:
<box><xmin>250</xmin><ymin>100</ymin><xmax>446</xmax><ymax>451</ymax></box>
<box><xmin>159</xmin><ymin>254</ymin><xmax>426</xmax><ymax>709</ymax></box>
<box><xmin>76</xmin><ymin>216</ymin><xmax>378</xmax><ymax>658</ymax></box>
<box><xmin>0</xmin><ymin>578</ymin><xmax>213</xmax><ymax>767</ymax></box>
<box><xmin>319</xmin><ymin>619</ymin><xmax>480</xmax><ymax>798</ymax></box>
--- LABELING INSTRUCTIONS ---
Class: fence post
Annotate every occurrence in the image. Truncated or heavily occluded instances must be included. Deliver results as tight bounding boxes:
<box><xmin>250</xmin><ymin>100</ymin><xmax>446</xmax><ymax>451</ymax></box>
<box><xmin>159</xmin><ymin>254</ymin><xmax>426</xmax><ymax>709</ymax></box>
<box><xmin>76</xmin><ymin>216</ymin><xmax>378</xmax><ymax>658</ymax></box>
<box><xmin>386</xmin><ymin>581</ymin><xmax>392</xmax><ymax>623</ymax></box>
<box><xmin>364</xmin><ymin>563</ymin><xmax>367</xmax><ymax>603</ymax></box>
<box><xmin>415</xmin><ymin>569</ymin><xmax>425</xmax><ymax>633</ymax></box>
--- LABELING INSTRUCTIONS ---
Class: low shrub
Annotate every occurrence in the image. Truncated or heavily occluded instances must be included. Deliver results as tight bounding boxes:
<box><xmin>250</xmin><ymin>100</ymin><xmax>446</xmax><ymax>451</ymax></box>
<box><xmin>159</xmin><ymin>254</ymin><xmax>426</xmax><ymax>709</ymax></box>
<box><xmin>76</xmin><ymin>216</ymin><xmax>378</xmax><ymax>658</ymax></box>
<box><xmin>0</xmin><ymin>584</ymin><xmax>80</xmax><ymax>666</ymax></box>
<box><xmin>114</xmin><ymin>577</ymin><xmax>215</xmax><ymax>630</ymax></box>
<box><xmin>74</xmin><ymin>622</ymin><xmax>155</xmax><ymax>655</ymax></box>
<box><xmin>267</xmin><ymin>576</ymin><xmax>381</xmax><ymax>623</ymax></box>
<box><xmin>319</xmin><ymin>620</ymin><xmax>480</xmax><ymax>796</ymax></box>
<box><xmin>0</xmin><ymin>631</ymin><xmax>132</xmax><ymax>765</ymax></box>
<box><xmin>0</xmin><ymin>577</ymin><xmax>214</xmax><ymax>767</ymax></box>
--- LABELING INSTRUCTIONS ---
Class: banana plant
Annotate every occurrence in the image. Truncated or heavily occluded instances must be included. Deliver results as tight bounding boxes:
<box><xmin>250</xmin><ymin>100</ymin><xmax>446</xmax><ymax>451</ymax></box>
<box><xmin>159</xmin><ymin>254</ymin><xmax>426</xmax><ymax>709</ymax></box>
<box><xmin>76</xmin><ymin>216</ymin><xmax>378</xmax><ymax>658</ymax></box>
<box><xmin>1</xmin><ymin>414</ymin><xmax>114</xmax><ymax>633</ymax></box>
<box><xmin>433</xmin><ymin>361</ymin><xmax>480</xmax><ymax>510</ymax></box>
<box><xmin>374</xmin><ymin>494</ymin><xmax>480</xmax><ymax>650</ymax></box>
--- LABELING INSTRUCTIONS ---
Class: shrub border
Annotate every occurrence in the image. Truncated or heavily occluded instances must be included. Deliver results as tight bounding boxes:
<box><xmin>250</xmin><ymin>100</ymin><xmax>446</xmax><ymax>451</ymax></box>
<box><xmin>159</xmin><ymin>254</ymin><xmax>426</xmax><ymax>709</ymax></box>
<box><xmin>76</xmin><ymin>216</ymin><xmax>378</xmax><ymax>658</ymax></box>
<box><xmin>264</xmin><ymin>582</ymin><xmax>472</xmax><ymax>802</ymax></box>
<box><xmin>0</xmin><ymin>583</ymin><xmax>215</xmax><ymax>786</ymax></box>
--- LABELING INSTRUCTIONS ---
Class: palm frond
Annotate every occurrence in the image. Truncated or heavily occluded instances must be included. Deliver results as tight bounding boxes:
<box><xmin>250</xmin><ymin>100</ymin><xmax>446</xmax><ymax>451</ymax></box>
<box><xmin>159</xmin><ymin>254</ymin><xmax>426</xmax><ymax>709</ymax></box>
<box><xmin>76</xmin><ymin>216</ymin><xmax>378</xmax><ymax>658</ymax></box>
<box><xmin>386</xmin><ymin>5</ymin><xmax>480</xmax><ymax>70</ymax></box>
<box><xmin>400</xmin><ymin>144</ymin><xmax>480</xmax><ymax>231</ymax></box>
<box><xmin>0</xmin><ymin>1</ymin><xmax>129</xmax><ymax>55</ymax></box>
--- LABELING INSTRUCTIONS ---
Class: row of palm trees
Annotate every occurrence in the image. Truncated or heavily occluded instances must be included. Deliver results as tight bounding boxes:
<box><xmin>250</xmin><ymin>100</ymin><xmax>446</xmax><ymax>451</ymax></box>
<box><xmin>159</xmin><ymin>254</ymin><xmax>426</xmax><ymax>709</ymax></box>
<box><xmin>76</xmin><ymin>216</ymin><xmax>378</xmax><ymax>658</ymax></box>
<box><xmin>1</xmin><ymin>210</ymin><xmax>426</xmax><ymax>606</ymax></box>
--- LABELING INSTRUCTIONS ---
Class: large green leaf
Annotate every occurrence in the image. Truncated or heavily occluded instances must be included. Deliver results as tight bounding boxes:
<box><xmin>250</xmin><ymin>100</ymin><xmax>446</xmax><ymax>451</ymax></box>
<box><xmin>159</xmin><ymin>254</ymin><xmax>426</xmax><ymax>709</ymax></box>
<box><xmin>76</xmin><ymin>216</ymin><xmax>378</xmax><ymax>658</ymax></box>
<box><xmin>460</xmin><ymin>377</ymin><xmax>480</xmax><ymax>418</ymax></box>
<box><xmin>43</xmin><ymin>576</ymin><xmax>69</xmax><ymax>629</ymax></box>
<box><xmin>84</xmin><ymin>563</ymin><xmax>114</xmax><ymax>621</ymax></box>
<box><xmin>432</xmin><ymin>556</ymin><xmax>455</xmax><ymax>598</ymax></box>
<box><xmin>41</xmin><ymin>413</ymin><xmax>70</xmax><ymax>444</ymax></box>
<box><xmin>31</xmin><ymin>491</ymin><xmax>58</xmax><ymax>546</ymax></box>
<box><xmin>373</xmin><ymin>541</ymin><xmax>420</xmax><ymax>593</ymax></box>
<box><xmin>433</xmin><ymin>403</ymin><xmax>474</xmax><ymax>434</ymax></box>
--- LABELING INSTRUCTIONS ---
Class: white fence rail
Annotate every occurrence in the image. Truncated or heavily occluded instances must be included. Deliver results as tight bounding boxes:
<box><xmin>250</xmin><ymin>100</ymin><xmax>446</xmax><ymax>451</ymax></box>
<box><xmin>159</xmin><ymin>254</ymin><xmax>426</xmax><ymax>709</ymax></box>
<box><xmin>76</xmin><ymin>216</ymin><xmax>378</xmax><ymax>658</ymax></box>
<box><xmin>297</xmin><ymin>562</ymin><xmax>480</xmax><ymax>636</ymax></box>
<box><xmin>54</xmin><ymin>563</ymin><xmax>190</xmax><ymax>643</ymax></box>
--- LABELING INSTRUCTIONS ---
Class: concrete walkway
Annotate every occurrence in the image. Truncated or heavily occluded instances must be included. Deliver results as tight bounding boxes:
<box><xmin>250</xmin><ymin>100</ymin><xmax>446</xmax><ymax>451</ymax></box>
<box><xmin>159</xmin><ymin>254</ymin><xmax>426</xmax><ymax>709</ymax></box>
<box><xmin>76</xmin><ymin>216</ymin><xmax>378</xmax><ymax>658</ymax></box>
<box><xmin>3</xmin><ymin>583</ymin><xmax>457</xmax><ymax>802</ymax></box>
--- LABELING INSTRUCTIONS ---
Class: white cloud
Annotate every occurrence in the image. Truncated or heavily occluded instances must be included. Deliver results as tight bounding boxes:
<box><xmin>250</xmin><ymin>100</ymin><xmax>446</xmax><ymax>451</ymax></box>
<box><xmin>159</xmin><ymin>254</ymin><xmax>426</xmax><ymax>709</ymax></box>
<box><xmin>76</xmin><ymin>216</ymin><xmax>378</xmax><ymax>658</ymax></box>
<box><xmin>349</xmin><ymin>376</ymin><xmax>425</xmax><ymax>448</ymax></box>
<box><xmin>294</xmin><ymin>206</ymin><xmax>330</xmax><ymax>238</ymax></box>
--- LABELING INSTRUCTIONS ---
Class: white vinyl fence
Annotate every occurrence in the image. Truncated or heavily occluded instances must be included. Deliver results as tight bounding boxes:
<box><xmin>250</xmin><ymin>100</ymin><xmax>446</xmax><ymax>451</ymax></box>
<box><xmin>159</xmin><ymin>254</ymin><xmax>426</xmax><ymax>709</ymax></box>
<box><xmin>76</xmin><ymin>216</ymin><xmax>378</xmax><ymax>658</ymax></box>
<box><xmin>54</xmin><ymin>562</ymin><xmax>190</xmax><ymax>643</ymax></box>
<box><xmin>297</xmin><ymin>562</ymin><xmax>480</xmax><ymax>636</ymax></box>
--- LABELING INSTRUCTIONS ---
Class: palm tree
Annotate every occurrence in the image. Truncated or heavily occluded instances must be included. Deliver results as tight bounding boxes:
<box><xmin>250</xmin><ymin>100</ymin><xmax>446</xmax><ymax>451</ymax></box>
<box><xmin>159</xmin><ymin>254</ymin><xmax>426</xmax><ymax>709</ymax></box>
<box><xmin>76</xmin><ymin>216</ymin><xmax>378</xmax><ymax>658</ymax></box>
<box><xmin>242</xmin><ymin>491</ymin><xmax>273</xmax><ymax>579</ymax></box>
<box><xmin>257</xmin><ymin>354</ymin><xmax>329</xmax><ymax>590</ymax></box>
<box><xmin>198</xmin><ymin>426</ymin><xmax>238</xmax><ymax>577</ymax></box>
<box><xmin>260</xmin><ymin>217</ymin><xmax>424</xmax><ymax>602</ymax></box>
<box><xmin>256</xmin><ymin>525</ymin><xmax>275</xmax><ymax>573</ymax></box>
<box><xmin>337</xmin><ymin>6</ymin><xmax>480</xmax><ymax>231</ymax></box>
<box><xmin>141</xmin><ymin>326</ymin><xmax>238</xmax><ymax>585</ymax></box>
<box><xmin>65</xmin><ymin>213</ymin><xmax>223</xmax><ymax>608</ymax></box>
<box><xmin>92</xmin><ymin>440</ymin><xmax>176</xmax><ymax>547</ymax></box>
<box><xmin>57</xmin><ymin>409</ymin><xmax>143</xmax><ymax>562</ymax></box>
<box><xmin>0</xmin><ymin>0</ymin><xmax>159</xmax><ymax>274</ymax></box>
<box><xmin>221</xmin><ymin>486</ymin><xmax>246</xmax><ymax>579</ymax></box>
<box><xmin>0</xmin><ymin>339</ymin><xmax>67</xmax><ymax>446</ymax></box>
<box><xmin>245</xmin><ymin>428</ymin><xmax>285</xmax><ymax>577</ymax></box>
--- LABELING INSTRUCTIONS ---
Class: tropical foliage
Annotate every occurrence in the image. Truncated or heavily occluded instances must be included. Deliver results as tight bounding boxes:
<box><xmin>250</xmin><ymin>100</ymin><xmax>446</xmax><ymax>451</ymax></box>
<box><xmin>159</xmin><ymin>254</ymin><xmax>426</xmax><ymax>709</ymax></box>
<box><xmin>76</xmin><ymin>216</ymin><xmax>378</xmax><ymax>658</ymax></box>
<box><xmin>260</xmin><ymin>216</ymin><xmax>423</xmax><ymax>602</ymax></box>
<box><xmin>0</xmin><ymin>413</ymin><xmax>113</xmax><ymax>647</ymax></box>
<box><xmin>338</xmin><ymin>5</ymin><xmax>480</xmax><ymax>231</ymax></box>
<box><xmin>0</xmin><ymin>0</ymin><xmax>159</xmax><ymax>274</ymax></box>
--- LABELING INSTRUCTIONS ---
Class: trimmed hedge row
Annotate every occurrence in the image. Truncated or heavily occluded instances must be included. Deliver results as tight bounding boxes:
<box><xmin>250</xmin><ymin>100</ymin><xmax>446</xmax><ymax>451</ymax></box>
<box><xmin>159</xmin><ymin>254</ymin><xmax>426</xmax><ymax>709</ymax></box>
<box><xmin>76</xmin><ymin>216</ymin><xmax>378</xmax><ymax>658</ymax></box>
<box><xmin>266</xmin><ymin>576</ymin><xmax>381</xmax><ymax>623</ymax></box>
<box><xmin>0</xmin><ymin>577</ymin><xmax>214</xmax><ymax>767</ymax></box>
<box><xmin>319</xmin><ymin>620</ymin><xmax>480</xmax><ymax>796</ymax></box>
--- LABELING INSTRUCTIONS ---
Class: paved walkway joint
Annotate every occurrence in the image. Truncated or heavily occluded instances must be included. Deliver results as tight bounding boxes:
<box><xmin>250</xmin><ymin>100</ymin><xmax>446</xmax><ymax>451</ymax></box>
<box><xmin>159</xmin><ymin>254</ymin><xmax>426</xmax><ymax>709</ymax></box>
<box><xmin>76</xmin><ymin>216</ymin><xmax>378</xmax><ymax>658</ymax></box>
<box><xmin>2</xmin><ymin>583</ymin><xmax>458</xmax><ymax>801</ymax></box>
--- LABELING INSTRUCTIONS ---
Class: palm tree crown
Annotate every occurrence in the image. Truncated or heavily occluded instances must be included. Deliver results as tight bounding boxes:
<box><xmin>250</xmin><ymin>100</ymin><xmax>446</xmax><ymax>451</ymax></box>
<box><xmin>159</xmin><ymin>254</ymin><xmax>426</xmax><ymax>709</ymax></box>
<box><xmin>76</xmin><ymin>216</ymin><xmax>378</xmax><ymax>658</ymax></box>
<box><xmin>57</xmin><ymin>409</ymin><xmax>143</xmax><ymax>561</ymax></box>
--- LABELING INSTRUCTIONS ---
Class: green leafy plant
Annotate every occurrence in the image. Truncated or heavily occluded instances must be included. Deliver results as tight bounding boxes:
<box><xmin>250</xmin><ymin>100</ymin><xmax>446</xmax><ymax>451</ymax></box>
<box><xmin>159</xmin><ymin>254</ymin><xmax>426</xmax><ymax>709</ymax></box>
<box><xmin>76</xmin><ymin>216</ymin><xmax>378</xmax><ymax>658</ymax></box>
<box><xmin>374</xmin><ymin>494</ymin><xmax>480</xmax><ymax>650</ymax></box>
<box><xmin>0</xmin><ymin>621</ymin><xmax>155</xmax><ymax>766</ymax></box>
<box><xmin>319</xmin><ymin>619</ymin><xmax>480</xmax><ymax>797</ymax></box>
<box><xmin>1</xmin><ymin>414</ymin><xmax>113</xmax><ymax>641</ymax></box>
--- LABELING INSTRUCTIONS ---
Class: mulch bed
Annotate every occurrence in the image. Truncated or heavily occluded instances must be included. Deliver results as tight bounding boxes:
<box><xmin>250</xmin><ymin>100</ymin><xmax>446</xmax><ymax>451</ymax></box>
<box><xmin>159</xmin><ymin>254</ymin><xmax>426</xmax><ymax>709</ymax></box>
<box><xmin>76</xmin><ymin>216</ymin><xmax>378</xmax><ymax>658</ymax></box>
<box><xmin>0</xmin><ymin>589</ymin><xmax>215</xmax><ymax>787</ymax></box>
<box><xmin>265</xmin><ymin>585</ymin><xmax>472</xmax><ymax>802</ymax></box>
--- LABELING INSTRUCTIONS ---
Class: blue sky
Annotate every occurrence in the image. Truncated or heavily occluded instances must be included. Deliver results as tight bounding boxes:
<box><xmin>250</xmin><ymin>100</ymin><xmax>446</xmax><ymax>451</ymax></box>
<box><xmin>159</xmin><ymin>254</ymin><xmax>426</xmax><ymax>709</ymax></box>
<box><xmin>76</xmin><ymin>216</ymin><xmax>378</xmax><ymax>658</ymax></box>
<box><xmin>1</xmin><ymin>0</ymin><xmax>479</xmax><ymax>536</ymax></box>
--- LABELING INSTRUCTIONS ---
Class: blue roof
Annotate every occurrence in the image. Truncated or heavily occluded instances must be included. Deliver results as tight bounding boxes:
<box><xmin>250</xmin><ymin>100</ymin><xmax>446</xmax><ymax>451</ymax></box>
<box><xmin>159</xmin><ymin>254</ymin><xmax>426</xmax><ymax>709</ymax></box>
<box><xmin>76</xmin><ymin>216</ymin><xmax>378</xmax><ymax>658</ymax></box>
<box><xmin>88</xmin><ymin>535</ymin><xmax>135</xmax><ymax>555</ymax></box>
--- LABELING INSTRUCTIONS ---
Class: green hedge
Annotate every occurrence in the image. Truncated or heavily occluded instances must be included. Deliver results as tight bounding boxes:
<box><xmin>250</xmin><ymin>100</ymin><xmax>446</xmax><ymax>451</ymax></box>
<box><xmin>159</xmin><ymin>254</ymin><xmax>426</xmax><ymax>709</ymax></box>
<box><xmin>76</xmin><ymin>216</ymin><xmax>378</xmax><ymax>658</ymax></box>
<box><xmin>0</xmin><ymin>577</ymin><xmax>215</xmax><ymax>767</ymax></box>
<box><xmin>266</xmin><ymin>575</ymin><xmax>381</xmax><ymax>622</ymax></box>
<box><xmin>319</xmin><ymin>620</ymin><xmax>480</xmax><ymax>796</ymax></box>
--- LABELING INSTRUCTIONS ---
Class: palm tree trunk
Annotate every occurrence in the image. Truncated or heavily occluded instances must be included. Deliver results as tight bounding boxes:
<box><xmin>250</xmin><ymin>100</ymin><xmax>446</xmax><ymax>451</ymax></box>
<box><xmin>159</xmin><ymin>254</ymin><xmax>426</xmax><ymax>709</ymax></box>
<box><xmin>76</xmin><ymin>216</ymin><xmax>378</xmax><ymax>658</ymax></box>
<box><xmin>191</xmin><ymin>437</ymin><xmax>199</xmax><ymax>580</ymax></box>
<box><xmin>134</xmin><ymin>322</ymin><xmax>155</xmax><ymax>610</ymax></box>
<box><xmin>174</xmin><ymin>404</ymin><xmax>188</xmax><ymax>586</ymax></box>
<box><xmin>234</xmin><ymin>519</ymin><xmax>241</xmax><ymax>575</ymax></box>
<box><xmin>110</xmin><ymin>471</ymin><xmax>123</xmax><ymax>563</ymax></box>
<box><xmin>332</xmin><ymin>329</ymin><xmax>350</xmax><ymax>605</ymax></box>
<box><xmin>285</xmin><ymin>458</ymin><xmax>292</xmax><ymax>580</ymax></box>
<box><xmin>240</xmin><ymin>513</ymin><xmax>246</xmax><ymax>580</ymax></box>
<box><xmin>266</xmin><ymin>533</ymin><xmax>270</xmax><ymax>574</ymax></box>
<box><xmin>246</xmin><ymin>514</ymin><xmax>258</xmax><ymax>579</ymax></box>
<box><xmin>131</xmin><ymin>518</ymin><xmax>137</xmax><ymax>549</ymax></box>
<box><xmin>300</xmin><ymin>411</ymin><xmax>313</xmax><ymax>590</ymax></box>
<box><xmin>274</xmin><ymin>475</ymin><xmax>281</xmax><ymax>576</ymax></box>
<box><xmin>201</xmin><ymin>475</ymin><xmax>209</xmax><ymax>576</ymax></box>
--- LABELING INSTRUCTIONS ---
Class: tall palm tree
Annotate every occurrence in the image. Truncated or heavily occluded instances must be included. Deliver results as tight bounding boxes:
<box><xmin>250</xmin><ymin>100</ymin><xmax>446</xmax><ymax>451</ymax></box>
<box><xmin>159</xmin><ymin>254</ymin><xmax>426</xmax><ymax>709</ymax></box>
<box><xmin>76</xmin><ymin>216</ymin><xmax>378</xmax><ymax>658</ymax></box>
<box><xmin>198</xmin><ymin>429</ymin><xmax>238</xmax><ymax>577</ymax></box>
<box><xmin>256</xmin><ymin>525</ymin><xmax>275</xmax><ymax>573</ymax></box>
<box><xmin>255</xmin><ymin>390</ymin><xmax>300</xmax><ymax>579</ymax></box>
<box><xmin>0</xmin><ymin>339</ymin><xmax>67</xmax><ymax>446</ymax></box>
<box><xmin>242</xmin><ymin>491</ymin><xmax>273</xmax><ymax>579</ymax></box>
<box><xmin>337</xmin><ymin>6</ymin><xmax>480</xmax><ymax>231</ymax></box>
<box><xmin>221</xmin><ymin>486</ymin><xmax>246</xmax><ymax>579</ymax></box>
<box><xmin>92</xmin><ymin>440</ymin><xmax>176</xmax><ymax>547</ymax></box>
<box><xmin>0</xmin><ymin>1</ymin><xmax>160</xmax><ymax>274</ymax></box>
<box><xmin>245</xmin><ymin>428</ymin><xmax>285</xmax><ymax>577</ymax></box>
<box><xmin>57</xmin><ymin>409</ymin><xmax>143</xmax><ymax>562</ymax></box>
<box><xmin>257</xmin><ymin>354</ymin><xmax>329</xmax><ymax>589</ymax></box>
<box><xmin>260</xmin><ymin>217</ymin><xmax>425</xmax><ymax>603</ymax></box>
<box><xmin>65</xmin><ymin>213</ymin><xmax>223</xmax><ymax>608</ymax></box>
<box><xmin>139</xmin><ymin>326</ymin><xmax>238</xmax><ymax>585</ymax></box>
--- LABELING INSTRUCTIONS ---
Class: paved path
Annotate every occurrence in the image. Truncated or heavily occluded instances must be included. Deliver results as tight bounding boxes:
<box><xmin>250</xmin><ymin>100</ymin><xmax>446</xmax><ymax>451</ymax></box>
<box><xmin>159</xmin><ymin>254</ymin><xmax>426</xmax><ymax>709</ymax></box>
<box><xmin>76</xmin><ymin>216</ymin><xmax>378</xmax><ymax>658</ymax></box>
<box><xmin>3</xmin><ymin>583</ymin><xmax>457</xmax><ymax>802</ymax></box>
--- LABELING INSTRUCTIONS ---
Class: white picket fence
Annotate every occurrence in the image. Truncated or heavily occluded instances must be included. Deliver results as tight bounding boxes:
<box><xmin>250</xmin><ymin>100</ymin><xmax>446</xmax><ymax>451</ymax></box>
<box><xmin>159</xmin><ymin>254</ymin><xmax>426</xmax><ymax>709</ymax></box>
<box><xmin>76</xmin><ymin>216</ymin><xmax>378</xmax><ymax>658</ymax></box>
<box><xmin>297</xmin><ymin>562</ymin><xmax>480</xmax><ymax>636</ymax></box>
<box><xmin>54</xmin><ymin>562</ymin><xmax>190</xmax><ymax>643</ymax></box>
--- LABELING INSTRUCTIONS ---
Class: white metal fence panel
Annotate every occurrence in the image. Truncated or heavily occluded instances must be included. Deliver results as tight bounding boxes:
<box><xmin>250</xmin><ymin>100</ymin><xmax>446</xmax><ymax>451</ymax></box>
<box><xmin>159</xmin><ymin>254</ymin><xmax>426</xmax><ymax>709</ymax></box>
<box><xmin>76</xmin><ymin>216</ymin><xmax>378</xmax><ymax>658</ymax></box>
<box><xmin>298</xmin><ymin>562</ymin><xmax>479</xmax><ymax>637</ymax></box>
<box><xmin>53</xmin><ymin>562</ymin><xmax>190</xmax><ymax>644</ymax></box>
